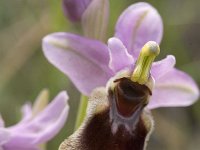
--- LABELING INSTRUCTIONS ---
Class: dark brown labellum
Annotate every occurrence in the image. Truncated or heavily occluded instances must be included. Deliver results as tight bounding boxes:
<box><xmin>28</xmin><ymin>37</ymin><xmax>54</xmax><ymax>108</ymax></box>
<box><xmin>114</xmin><ymin>77</ymin><xmax>151</xmax><ymax>117</ymax></box>
<box><xmin>81</xmin><ymin>109</ymin><xmax>149</xmax><ymax>150</ymax></box>
<box><xmin>59</xmin><ymin>83</ymin><xmax>154</xmax><ymax>150</ymax></box>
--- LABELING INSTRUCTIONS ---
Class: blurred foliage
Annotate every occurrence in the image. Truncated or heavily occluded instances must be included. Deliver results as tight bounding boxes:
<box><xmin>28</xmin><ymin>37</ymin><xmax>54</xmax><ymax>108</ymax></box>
<box><xmin>0</xmin><ymin>0</ymin><xmax>199</xmax><ymax>150</ymax></box>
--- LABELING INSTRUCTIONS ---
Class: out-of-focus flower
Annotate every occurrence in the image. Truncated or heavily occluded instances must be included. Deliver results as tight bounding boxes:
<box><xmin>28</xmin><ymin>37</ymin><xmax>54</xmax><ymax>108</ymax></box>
<box><xmin>62</xmin><ymin>0</ymin><xmax>109</xmax><ymax>41</ymax></box>
<box><xmin>62</xmin><ymin>0</ymin><xmax>92</xmax><ymax>22</ymax></box>
<box><xmin>81</xmin><ymin>0</ymin><xmax>109</xmax><ymax>41</ymax></box>
<box><xmin>0</xmin><ymin>90</ymin><xmax>69</xmax><ymax>150</ymax></box>
<box><xmin>42</xmin><ymin>2</ymin><xmax>199</xmax><ymax>109</ymax></box>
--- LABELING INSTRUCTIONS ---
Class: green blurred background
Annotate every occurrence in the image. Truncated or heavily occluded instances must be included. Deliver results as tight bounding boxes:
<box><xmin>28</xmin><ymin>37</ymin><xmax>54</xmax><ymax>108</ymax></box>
<box><xmin>0</xmin><ymin>0</ymin><xmax>199</xmax><ymax>149</ymax></box>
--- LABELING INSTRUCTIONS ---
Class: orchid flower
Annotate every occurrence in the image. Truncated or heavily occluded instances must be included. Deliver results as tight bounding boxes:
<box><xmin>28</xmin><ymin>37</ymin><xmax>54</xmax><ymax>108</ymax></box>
<box><xmin>42</xmin><ymin>2</ymin><xmax>199</xmax><ymax>111</ymax></box>
<box><xmin>0</xmin><ymin>90</ymin><xmax>69</xmax><ymax>150</ymax></box>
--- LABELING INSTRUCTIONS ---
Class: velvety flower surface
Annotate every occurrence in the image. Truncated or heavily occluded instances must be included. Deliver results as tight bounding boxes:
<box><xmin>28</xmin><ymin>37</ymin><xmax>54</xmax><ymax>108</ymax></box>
<box><xmin>0</xmin><ymin>91</ymin><xmax>69</xmax><ymax>150</ymax></box>
<box><xmin>42</xmin><ymin>2</ymin><xmax>199</xmax><ymax>109</ymax></box>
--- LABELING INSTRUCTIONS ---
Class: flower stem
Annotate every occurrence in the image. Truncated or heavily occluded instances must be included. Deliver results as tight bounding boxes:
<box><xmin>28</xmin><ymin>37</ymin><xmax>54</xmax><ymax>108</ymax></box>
<box><xmin>74</xmin><ymin>95</ymin><xmax>88</xmax><ymax>130</ymax></box>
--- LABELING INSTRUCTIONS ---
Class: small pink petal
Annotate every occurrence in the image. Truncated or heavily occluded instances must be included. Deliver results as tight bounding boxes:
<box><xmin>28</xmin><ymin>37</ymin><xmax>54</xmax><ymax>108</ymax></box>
<box><xmin>108</xmin><ymin>37</ymin><xmax>134</xmax><ymax>73</ymax></box>
<box><xmin>20</xmin><ymin>103</ymin><xmax>32</xmax><ymax>123</ymax></box>
<box><xmin>0</xmin><ymin>128</ymin><xmax>10</xmax><ymax>146</ymax></box>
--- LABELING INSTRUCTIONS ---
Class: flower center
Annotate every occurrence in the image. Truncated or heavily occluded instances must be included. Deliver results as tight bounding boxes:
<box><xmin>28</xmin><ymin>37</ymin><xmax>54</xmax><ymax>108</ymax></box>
<box><xmin>109</xmin><ymin>41</ymin><xmax>159</xmax><ymax>120</ymax></box>
<box><xmin>114</xmin><ymin>77</ymin><xmax>151</xmax><ymax>117</ymax></box>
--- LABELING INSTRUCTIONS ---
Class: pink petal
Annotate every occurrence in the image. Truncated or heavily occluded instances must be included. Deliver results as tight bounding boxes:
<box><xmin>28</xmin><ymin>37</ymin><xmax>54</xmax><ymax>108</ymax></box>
<box><xmin>4</xmin><ymin>104</ymin><xmax>33</xmax><ymax>133</ymax></box>
<box><xmin>20</xmin><ymin>103</ymin><xmax>32</xmax><ymax>123</ymax></box>
<box><xmin>5</xmin><ymin>91</ymin><xmax>69</xmax><ymax>147</ymax></box>
<box><xmin>0</xmin><ymin>128</ymin><xmax>10</xmax><ymax>146</ymax></box>
<box><xmin>4</xmin><ymin>146</ymin><xmax>39</xmax><ymax>150</ymax></box>
<box><xmin>108</xmin><ymin>37</ymin><xmax>134</xmax><ymax>73</ymax></box>
<box><xmin>148</xmin><ymin>69</ymin><xmax>199</xmax><ymax>109</ymax></box>
<box><xmin>42</xmin><ymin>32</ymin><xmax>113</xmax><ymax>95</ymax></box>
<box><xmin>115</xmin><ymin>2</ymin><xmax>163</xmax><ymax>57</ymax></box>
<box><xmin>151</xmin><ymin>55</ymin><xmax>176</xmax><ymax>80</ymax></box>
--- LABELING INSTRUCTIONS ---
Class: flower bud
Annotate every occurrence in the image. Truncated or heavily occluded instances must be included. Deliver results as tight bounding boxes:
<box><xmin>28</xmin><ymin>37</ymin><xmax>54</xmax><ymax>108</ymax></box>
<box><xmin>62</xmin><ymin>0</ymin><xmax>92</xmax><ymax>22</ymax></box>
<box><xmin>82</xmin><ymin>0</ymin><xmax>109</xmax><ymax>41</ymax></box>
